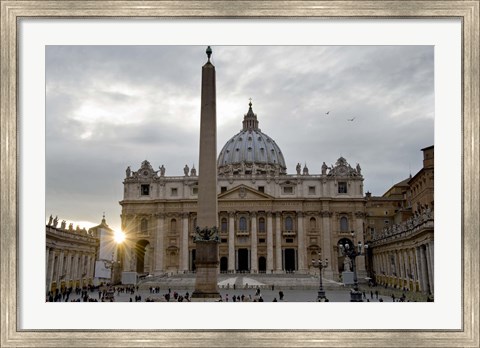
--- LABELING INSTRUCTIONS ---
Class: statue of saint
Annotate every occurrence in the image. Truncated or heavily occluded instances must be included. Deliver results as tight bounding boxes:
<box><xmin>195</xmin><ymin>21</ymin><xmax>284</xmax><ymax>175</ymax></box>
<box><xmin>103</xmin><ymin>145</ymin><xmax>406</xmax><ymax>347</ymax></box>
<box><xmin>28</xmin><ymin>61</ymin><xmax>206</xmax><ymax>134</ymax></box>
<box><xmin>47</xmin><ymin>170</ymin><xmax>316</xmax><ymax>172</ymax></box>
<box><xmin>48</xmin><ymin>215</ymin><xmax>53</xmax><ymax>226</ymax></box>
<box><xmin>343</xmin><ymin>256</ymin><xmax>352</xmax><ymax>272</ymax></box>
<box><xmin>126</xmin><ymin>166</ymin><xmax>131</xmax><ymax>178</ymax></box>
<box><xmin>322</xmin><ymin>162</ymin><xmax>328</xmax><ymax>175</ymax></box>
<box><xmin>53</xmin><ymin>216</ymin><xmax>58</xmax><ymax>228</ymax></box>
<box><xmin>190</xmin><ymin>166</ymin><xmax>197</xmax><ymax>176</ymax></box>
<box><xmin>60</xmin><ymin>220</ymin><xmax>66</xmax><ymax>230</ymax></box>
<box><xmin>356</xmin><ymin>163</ymin><xmax>361</xmax><ymax>175</ymax></box>
<box><xmin>251</xmin><ymin>163</ymin><xmax>257</xmax><ymax>175</ymax></box>
<box><xmin>184</xmin><ymin>164</ymin><xmax>189</xmax><ymax>176</ymax></box>
<box><xmin>159</xmin><ymin>165</ymin><xmax>165</xmax><ymax>177</ymax></box>
<box><xmin>296</xmin><ymin>163</ymin><xmax>301</xmax><ymax>175</ymax></box>
<box><xmin>68</xmin><ymin>223</ymin><xmax>74</xmax><ymax>231</ymax></box>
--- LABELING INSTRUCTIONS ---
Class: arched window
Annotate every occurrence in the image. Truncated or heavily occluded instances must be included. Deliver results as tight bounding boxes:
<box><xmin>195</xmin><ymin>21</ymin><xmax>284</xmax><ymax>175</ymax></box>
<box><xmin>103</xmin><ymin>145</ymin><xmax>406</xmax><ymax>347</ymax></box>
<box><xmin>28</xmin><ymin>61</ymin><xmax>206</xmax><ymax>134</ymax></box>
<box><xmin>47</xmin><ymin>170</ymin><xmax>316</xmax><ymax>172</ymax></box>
<box><xmin>258</xmin><ymin>217</ymin><xmax>266</xmax><ymax>233</ymax></box>
<box><xmin>141</xmin><ymin>218</ymin><xmax>148</xmax><ymax>234</ymax></box>
<box><xmin>285</xmin><ymin>216</ymin><xmax>293</xmax><ymax>231</ymax></box>
<box><xmin>221</xmin><ymin>218</ymin><xmax>228</xmax><ymax>233</ymax></box>
<box><xmin>239</xmin><ymin>217</ymin><xmax>247</xmax><ymax>231</ymax></box>
<box><xmin>340</xmin><ymin>217</ymin><xmax>348</xmax><ymax>232</ymax></box>
<box><xmin>309</xmin><ymin>217</ymin><xmax>316</xmax><ymax>230</ymax></box>
<box><xmin>171</xmin><ymin>218</ymin><xmax>177</xmax><ymax>233</ymax></box>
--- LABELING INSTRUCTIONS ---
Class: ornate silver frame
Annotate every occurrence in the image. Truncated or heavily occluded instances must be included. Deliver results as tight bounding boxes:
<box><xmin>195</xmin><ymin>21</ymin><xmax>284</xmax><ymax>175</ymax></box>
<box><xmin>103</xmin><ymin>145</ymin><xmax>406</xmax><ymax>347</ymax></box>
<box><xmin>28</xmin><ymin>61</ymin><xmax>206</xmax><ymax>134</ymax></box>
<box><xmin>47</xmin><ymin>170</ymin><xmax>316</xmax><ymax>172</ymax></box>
<box><xmin>1</xmin><ymin>1</ymin><xmax>478</xmax><ymax>347</ymax></box>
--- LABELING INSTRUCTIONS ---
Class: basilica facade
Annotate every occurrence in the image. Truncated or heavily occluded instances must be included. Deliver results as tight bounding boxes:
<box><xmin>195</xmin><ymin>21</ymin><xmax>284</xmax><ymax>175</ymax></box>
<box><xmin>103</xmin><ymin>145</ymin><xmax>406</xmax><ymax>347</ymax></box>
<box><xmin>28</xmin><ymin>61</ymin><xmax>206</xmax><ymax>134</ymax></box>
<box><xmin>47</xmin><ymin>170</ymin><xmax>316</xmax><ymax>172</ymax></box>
<box><xmin>119</xmin><ymin>102</ymin><xmax>367</xmax><ymax>281</ymax></box>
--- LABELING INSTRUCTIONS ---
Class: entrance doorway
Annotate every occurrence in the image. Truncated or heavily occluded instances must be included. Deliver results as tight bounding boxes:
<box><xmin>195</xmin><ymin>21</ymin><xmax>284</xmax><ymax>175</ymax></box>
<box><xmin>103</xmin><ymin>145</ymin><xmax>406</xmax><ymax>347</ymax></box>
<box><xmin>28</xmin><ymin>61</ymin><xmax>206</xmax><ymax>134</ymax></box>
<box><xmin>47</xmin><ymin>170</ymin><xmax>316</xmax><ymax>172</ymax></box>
<box><xmin>220</xmin><ymin>257</ymin><xmax>228</xmax><ymax>273</ymax></box>
<box><xmin>237</xmin><ymin>248</ymin><xmax>249</xmax><ymax>272</ymax></box>
<box><xmin>258</xmin><ymin>256</ymin><xmax>266</xmax><ymax>273</ymax></box>
<box><xmin>135</xmin><ymin>240</ymin><xmax>150</xmax><ymax>273</ymax></box>
<box><xmin>191</xmin><ymin>249</ymin><xmax>196</xmax><ymax>272</ymax></box>
<box><xmin>284</xmin><ymin>248</ymin><xmax>296</xmax><ymax>272</ymax></box>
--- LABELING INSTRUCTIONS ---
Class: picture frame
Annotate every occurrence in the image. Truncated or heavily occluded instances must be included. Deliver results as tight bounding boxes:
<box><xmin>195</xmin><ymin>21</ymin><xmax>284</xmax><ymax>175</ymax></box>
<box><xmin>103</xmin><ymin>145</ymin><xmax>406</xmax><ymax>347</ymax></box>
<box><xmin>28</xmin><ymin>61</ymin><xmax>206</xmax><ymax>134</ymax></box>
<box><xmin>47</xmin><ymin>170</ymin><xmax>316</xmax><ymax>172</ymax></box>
<box><xmin>1</xmin><ymin>1</ymin><xmax>478</xmax><ymax>347</ymax></box>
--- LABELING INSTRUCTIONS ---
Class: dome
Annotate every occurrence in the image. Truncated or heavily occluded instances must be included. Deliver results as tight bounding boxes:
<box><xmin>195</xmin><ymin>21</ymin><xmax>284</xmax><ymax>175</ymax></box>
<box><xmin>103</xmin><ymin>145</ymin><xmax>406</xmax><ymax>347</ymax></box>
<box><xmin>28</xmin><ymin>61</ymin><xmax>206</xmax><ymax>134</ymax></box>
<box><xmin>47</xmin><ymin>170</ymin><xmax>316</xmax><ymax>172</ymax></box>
<box><xmin>217</xmin><ymin>101</ymin><xmax>287</xmax><ymax>176</ymax></box>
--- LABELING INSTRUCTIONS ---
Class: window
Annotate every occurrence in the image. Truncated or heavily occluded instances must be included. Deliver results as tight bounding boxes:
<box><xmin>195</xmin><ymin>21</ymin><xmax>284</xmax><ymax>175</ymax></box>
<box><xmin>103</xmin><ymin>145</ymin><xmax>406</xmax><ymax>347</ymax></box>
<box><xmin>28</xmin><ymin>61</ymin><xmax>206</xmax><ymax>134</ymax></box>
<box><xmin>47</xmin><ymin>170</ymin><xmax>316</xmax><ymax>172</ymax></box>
<box><xmin>259</xmin><ymin>238</ymin><xmax>266</xmax><ymax>243</ymax></box>
<box><xmin>285</xmin><ymin>216</ymin><xmax>293</xmax><ymax>231</ymax></box>
<box><xmin>171</xmin><ymin>219</ymin><xmax>177</xmax><ymax>232</ymax></box>
<box><xmin>221</xmin><ymin>238</ymin><xmax>228</xmax><ymax>243</ymax></box>
<box><xmin>338</xmin><ymin>182</ymin><xmax>347</xmax><ymax>193</ymax></box>
<box><xmin>141</xmin><ymin>184</ymin><xmax>150</xmax><ymax>195</ymax></box>
<box><xmin>283</xmin><ymin>186</ymin><xmax>293</xmax><ymax>194</ymax></box>
<box><xmin>258</xmin><ymin>217</ymin><xmax>266</xmax><ymax>233</ymax></box>
<box><xmin>221</xmin><ymin>218</ymin><xmax>228</xmax><ymax>233</ymax></box>
<box><xmin>239</xmin><ymin>217</ymin><xmax>247</xmax><ymax>231</ymax></box>
<box><xmin>141</xmin><ymin>218</ymin><xmax>148</xmax><ymax>234</ymax></box>
<box><xmin>340</xmin><ymin>217</ymin><xmax>348</xmax><ymax>232</ymax></box>
<box><xmin>192</xmin><ymin>187</ymin><xmax>198</xmax><ymax>195</ymax></box>
<box><xmin>286</xmin><ymin>238</ymin><xmax>294</xmax><ymax>243</ymax></box>
<box><xmin>221</xmin><ymin>186</ymin><xmax>227</xmax><ymax>193</ymax></box>
<box><xmin>171</xmin><ymin>188</ymin><xmax>178</xmax><ymax>196</ymax></box>
<box><xmin>258</xmin><ymin>186</ymin><xmax>265</xmax><ymax>193</ymax></box>
<box><xmin>308</xmin><ymin>186</ymin><xmax>316</xmax><ymax>195</ymax></box>
<box><xmin>309</xmin><ymin>217</ymin><xmax>316</xmax><ymax>229</ymax></box>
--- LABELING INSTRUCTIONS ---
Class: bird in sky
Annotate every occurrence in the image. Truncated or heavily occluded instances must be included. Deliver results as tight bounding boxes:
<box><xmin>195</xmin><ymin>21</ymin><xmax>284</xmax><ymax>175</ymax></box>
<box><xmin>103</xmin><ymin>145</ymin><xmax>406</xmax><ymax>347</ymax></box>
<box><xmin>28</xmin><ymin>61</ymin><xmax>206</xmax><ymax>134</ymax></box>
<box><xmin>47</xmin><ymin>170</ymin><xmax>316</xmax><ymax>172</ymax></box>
<box><xmin>347</xmin><ymin>117</ymin><xmax>356</xmax><ymax>121</ymax></box>
<box><xmin>325</xmin><ymin>111</ymin><xmax>330</xmax><ymax>115</ymax></box>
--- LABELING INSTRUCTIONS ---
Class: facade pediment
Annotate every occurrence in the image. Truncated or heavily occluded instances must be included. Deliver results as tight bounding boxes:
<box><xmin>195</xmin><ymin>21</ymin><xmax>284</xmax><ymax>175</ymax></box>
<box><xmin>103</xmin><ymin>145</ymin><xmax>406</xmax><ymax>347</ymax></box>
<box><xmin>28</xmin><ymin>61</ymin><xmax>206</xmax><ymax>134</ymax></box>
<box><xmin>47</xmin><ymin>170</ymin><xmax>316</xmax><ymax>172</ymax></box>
<box><xmin>218</xmin><ymin>185</ymin><xmax>274</xmax><ymax>200</ymax></box>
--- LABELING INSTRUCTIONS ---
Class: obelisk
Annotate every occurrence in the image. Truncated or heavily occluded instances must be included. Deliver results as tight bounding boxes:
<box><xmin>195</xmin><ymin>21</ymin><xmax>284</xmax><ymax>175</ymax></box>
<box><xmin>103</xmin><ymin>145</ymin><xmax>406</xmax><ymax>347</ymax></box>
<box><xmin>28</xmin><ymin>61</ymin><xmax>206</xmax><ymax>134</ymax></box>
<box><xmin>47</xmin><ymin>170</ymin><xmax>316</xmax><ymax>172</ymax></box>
<box><xmin>191</xmin><ymin>46</ymin><xmax>221</xmax><ymax>301</ymax></box>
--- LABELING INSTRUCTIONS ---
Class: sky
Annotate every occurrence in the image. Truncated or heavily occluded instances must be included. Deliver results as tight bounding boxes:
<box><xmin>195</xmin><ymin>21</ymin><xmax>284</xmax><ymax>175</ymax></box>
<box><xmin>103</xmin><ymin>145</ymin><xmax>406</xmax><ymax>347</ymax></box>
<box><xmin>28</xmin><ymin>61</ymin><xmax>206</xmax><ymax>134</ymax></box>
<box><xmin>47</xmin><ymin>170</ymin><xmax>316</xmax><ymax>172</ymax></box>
<box><xmin>46</xmin><ymin>45</ymin><xmax>434</xmax><ymax>232</ymax></box>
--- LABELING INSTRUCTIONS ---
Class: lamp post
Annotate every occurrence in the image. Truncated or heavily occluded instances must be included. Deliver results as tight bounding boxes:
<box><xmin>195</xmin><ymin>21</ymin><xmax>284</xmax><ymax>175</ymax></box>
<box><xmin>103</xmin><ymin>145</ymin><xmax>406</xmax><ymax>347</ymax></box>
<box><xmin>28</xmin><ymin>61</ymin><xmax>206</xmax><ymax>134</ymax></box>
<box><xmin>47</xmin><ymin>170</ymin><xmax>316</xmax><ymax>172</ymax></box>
<box><xmin>312</xmin><ymin>252</ymin><xmax>328</xmax><ymax>301</ymax></box>
<box><xmin>339</xmin><ymin>231</ymin><xmax>368</xmax><ymax>302</ymax></box>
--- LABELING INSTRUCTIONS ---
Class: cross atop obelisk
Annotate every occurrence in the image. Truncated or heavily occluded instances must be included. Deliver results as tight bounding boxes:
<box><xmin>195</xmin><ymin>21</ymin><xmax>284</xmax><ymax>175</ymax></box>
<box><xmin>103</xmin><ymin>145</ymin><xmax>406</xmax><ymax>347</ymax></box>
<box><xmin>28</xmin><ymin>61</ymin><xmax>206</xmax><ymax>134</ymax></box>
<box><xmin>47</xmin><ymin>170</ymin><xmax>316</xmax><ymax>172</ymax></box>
<box><xmin>191</xmin><ymin>46</ymin><xmax>221</xmax><ymax>301</ymax></box>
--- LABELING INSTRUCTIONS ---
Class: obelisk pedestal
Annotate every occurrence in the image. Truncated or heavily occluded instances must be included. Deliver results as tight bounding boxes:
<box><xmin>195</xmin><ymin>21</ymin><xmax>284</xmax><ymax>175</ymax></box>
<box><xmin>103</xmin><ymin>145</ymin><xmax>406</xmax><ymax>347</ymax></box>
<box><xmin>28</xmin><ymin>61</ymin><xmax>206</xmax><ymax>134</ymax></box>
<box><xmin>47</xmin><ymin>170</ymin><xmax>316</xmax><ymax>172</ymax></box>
<box><xmin>191</xmin><ymin>46</ymin><xmax>221</xmax><ymax>301</ymax></box>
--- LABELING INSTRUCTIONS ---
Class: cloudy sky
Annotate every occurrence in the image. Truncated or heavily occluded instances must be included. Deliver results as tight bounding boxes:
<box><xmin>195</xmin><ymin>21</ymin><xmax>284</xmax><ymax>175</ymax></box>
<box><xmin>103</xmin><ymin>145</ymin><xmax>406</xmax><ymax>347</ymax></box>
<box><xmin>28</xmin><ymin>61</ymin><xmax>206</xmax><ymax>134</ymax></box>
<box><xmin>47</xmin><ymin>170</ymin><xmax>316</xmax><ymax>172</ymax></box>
<box><xmin>46</xmin><ymin>45</ymin><xmax>434</xmax><ymax>232</ymax></box>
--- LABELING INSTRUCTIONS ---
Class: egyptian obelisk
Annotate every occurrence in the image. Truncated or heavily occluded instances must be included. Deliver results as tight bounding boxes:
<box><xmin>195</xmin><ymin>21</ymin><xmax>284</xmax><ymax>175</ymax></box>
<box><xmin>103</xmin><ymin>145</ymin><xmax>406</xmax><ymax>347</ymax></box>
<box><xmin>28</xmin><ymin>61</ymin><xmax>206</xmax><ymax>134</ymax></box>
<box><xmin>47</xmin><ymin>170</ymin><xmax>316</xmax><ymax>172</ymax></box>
<box><xmin>191</xmin><ymin>46</ymin><xmax>221</xmax><ymax>301</ymax></box>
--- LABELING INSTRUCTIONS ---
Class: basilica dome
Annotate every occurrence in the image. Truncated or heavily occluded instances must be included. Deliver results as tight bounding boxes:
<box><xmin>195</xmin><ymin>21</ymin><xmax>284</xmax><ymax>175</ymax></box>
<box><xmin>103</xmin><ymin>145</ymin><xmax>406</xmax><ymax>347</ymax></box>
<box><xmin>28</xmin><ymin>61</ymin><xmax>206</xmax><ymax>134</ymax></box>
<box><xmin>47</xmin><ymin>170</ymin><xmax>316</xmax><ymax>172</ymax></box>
<box><xmin>217</xmin><ymin>101</ymin><xmax>287</xmax><ymax>176</ymax></box>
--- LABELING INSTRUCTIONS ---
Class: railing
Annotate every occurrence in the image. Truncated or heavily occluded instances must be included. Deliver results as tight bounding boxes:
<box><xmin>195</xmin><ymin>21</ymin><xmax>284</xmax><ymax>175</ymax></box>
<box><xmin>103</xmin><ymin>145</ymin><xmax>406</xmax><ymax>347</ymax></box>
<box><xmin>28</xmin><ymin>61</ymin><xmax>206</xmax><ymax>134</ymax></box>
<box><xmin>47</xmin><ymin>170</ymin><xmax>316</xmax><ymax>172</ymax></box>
<box><xmin>282</xmin><ymin>230</ymin><xmax>296</xmax><ymax>236</ymax></box>
<box><xmin>370</xmin><ymin>209</ymin><xmax>433</xmax><ymax>246</ymax></box>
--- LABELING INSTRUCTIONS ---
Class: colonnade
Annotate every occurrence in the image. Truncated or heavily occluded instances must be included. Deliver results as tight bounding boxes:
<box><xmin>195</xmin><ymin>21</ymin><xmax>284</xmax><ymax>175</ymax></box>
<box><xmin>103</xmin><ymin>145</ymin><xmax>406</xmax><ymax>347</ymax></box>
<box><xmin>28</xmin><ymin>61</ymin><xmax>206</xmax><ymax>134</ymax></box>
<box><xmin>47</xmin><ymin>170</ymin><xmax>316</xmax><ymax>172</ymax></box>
<box><xmin>45</xmin><ymin>247</ymin><xmax>96</xmax><ymax>293</ymax></box>
<box><xmin>372</xmin><ymin>241</ymin><xmax>434</xmax><ymax>294</ymax></box>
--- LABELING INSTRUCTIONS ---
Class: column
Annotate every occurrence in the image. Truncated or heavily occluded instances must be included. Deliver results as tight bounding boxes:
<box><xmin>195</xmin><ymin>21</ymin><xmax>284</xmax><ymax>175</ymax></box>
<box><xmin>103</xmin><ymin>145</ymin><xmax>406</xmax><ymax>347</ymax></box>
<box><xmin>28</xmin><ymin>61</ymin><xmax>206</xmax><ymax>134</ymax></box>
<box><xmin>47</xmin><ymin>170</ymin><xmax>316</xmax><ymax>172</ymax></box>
<box><xmin>266</xmin><ymin>213</ymin><xmax>273</xmax><ymax>272</ymax></box>
<box><xmin>250</xmin><ymin>212</ymin><xmax>258</xmax><ymax>273</ymax></box>
<box><xmin>275</xmin><ymin>213</ymin><xmax>282</xmax><ymax>273</ymax></box>
<box><xmin>415</xmin><ymin>247</ymin><xmax>425</xmax><ymax>292</ymax></box>
<box><xmin>296</xmin><ymin>212</ymin><xmax>305</xmax><ymax>272</ymax></box>
<box><xmin>321</xmin><ymin>211</ymin><xmax>333</xmax><ymax>278</ymax></box>
<box><xmin>181</xmin><ymin>213</ymin><xmax>189</xmax><ymax>272</ymax></box>
<box><xmin>46</xmin><ymin>249</ymin><xmax>54</xmax><ymax>293</ymax></box>
<box><xmin>154</xmin><ymin>213</ymin><xmax>165</xmax><ymax>274</ymax></box>
<box><xmin>426</xmin><ymin>242</ymin><xmax>434</xmax><ymax>294</ymax></box>
<box><xmin>228</xmin><ymin>212</ymin><xmax>235</xmax><ymax>272</ymax></box>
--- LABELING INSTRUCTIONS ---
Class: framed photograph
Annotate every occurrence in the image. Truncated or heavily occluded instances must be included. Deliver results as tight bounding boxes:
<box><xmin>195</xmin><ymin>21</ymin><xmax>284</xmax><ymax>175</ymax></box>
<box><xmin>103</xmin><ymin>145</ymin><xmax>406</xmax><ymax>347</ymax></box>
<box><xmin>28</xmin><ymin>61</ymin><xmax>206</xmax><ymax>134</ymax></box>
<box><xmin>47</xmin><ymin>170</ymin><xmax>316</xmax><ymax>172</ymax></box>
<box><xmin>1</xmin><ymin>1</ymin><xmax>478</xmax><ymax>347</ymax></box>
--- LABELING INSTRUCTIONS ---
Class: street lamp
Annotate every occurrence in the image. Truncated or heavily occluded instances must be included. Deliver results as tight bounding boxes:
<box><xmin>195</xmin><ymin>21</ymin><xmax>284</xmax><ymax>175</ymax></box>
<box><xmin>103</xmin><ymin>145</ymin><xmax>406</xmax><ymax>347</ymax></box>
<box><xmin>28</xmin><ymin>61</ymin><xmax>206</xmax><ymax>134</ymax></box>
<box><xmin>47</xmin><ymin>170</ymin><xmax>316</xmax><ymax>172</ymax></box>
<box><xmin>338</xmin><ymin>231</ymin><xmax>368</xmax><ymax>302</ymax></box>
<box><xmin>312</xmin><ymin>252</ymin><xmax>328</xmax><ymax>301</ymax></box>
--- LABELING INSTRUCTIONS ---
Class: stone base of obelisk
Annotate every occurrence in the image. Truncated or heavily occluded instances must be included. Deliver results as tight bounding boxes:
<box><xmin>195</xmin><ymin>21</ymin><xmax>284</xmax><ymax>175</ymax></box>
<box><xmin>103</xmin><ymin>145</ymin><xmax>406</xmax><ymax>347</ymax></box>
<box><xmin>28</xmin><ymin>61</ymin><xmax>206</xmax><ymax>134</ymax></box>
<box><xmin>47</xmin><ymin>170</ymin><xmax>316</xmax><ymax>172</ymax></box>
<box><xmin>191</xmin><ymin>241</ymin><xmax>221</xmax><ymax>301</ymax></box>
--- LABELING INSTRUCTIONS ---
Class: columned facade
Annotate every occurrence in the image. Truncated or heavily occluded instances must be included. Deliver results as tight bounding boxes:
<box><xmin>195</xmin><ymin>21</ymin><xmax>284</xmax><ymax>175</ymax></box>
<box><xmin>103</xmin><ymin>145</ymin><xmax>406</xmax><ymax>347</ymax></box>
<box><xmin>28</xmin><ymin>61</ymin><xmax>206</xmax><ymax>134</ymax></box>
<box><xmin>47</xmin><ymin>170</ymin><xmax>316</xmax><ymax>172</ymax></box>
<box><xmin>45</xmin><ymin>220</ymin><xmax>98</xmax><ymax>295</ymax></box>
<box><xmin>119</xmin><ymin>103</ymin><xmax>367</xmax><ymax>282</ymax></box>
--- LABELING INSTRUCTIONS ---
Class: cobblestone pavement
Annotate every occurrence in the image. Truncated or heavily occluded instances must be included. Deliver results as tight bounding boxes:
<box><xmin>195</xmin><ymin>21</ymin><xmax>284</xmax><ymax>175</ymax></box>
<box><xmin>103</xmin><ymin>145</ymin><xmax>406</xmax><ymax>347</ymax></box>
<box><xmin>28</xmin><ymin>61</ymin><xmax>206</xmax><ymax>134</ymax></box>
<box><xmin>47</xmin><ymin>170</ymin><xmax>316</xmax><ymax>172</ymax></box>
<box><xmin>63</xmin><ymin>286</ymin><xmax>396</xmax><ymax>303</ymax></box>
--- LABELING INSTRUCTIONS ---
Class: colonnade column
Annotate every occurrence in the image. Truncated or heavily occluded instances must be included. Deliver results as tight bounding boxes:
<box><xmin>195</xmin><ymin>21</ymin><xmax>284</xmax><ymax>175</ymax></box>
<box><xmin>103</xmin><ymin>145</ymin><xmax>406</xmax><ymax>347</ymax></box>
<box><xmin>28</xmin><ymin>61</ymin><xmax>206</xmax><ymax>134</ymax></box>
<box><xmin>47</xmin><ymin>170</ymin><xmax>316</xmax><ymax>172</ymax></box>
<box><xmin>181</xmin><ymin>213</ymin><xmax>189</xmax><ymax>272</ymax></box>
<box><xmin>250</xmin><ymin>212</ymin><xmax>258</xmax><ymax>273</ymax></box>
<box><xmin>154</xmin><ymin>213</ymin><xmax>165</xmax><ymax>274</ymax></box>
<box><xmin>296</xmin><ymin>212</ymin><xmax>305</xmax><ymax>272</ymax></box>
<box><xmin>275</xmin><ymin>212</ymin><xmax>282</xmax><ymax>273</ymax></box>
<box><xmin>427</xmin><ymin>242</ymin><xmax>434</xmax><ymax>294</ymax></box>
<box><xmin>228</xmin><ymin>212</ymin><xmax>235</xmax><ymax>272</ymax></box>
<box><xmin>266</xmin><ymin>213</ymin><xmax>273</xmax><ymax>272</ymax></box>
<box><xmin>415</xmin><ymin>247</ymin><xmax>425</xmax><ymax>292</ymax></box>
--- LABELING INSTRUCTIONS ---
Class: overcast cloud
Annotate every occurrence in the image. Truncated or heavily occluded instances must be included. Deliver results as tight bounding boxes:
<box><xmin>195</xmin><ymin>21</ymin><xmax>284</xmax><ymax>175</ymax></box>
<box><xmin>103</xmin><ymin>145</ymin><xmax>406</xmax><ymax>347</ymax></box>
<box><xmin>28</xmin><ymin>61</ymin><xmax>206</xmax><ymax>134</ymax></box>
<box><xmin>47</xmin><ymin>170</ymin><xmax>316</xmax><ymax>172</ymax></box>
<box><xmin>46</xmin><ymin>45</ymin><xmax>434</xmax><ymax>231</ymax></box>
